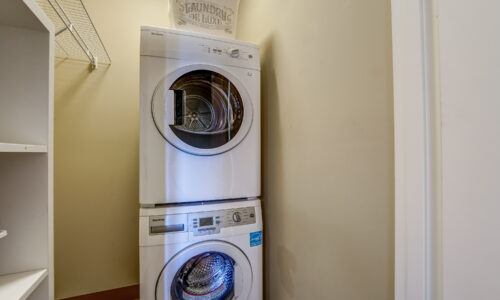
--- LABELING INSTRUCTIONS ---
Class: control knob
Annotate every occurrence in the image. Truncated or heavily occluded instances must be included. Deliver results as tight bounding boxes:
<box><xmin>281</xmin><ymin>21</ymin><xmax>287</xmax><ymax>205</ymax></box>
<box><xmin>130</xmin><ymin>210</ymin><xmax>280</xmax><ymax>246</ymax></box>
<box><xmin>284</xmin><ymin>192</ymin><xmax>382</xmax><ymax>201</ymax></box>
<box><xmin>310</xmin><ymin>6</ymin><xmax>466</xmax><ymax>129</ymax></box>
<box><xmin>232</xmin><ymin>212</ymin><xmax>242</xmax><ymax>222</ymax></box>
<box><xmin>227</xmin><ymin>48</ymin><xmax>240</xmax><ymax>58</ymax></box>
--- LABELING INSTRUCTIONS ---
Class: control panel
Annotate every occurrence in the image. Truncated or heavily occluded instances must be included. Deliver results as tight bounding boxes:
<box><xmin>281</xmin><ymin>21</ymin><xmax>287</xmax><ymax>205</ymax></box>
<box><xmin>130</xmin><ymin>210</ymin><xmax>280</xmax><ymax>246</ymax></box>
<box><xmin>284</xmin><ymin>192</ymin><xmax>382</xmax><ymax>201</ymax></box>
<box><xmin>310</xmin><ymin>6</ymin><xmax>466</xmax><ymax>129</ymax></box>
<box><xmin>141</xmin><ymin>27</ymin><xmax>260</xmax><ymax>71</ymax></box>
<box><xmin>149</xmin><ymin>206</ymin><xmax>256</xmax><ymax>236</ymax></box>
<box><xmin>199</xmin><ymin>44</ymin><xmax>254</xmax><ymax>61</ymax></box>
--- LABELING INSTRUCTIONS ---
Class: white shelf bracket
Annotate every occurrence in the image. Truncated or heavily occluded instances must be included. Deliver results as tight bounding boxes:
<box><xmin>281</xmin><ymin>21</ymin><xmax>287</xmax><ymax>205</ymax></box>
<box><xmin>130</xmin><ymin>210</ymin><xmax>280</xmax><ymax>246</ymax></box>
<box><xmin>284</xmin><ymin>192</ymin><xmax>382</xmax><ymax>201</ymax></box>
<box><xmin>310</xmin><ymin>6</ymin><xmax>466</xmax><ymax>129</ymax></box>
<box><xmin>91</xmin><ymin>56</ymin><xmax>98</xmax><ymax>70</ymax></box>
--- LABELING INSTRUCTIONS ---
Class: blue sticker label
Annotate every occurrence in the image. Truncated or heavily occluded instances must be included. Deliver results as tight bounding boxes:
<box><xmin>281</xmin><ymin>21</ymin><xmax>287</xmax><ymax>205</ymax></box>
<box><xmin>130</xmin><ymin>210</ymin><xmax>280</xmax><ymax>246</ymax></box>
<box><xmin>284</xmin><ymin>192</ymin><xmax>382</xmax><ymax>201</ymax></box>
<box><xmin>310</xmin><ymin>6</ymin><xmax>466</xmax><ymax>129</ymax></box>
<box><xmin>250</xmin><ymin>231</ymin><xmax>263</xmax><ymax>247</ymax></box>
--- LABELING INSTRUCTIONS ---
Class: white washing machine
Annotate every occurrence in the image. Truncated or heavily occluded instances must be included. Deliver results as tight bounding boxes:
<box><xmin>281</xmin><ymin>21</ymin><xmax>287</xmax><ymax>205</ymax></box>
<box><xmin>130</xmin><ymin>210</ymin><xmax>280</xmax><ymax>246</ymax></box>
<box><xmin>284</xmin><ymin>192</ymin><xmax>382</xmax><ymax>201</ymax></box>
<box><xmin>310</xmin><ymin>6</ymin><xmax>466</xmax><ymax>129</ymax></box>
<box><xmin>140</xmin><ymin>26</ymin><xmax>261</xmax><ymax>205</ymax></box>
<box><xmin>140</xmin><ymin>199</ymin><xmax>263</xmax><ymax>300</ymax></box>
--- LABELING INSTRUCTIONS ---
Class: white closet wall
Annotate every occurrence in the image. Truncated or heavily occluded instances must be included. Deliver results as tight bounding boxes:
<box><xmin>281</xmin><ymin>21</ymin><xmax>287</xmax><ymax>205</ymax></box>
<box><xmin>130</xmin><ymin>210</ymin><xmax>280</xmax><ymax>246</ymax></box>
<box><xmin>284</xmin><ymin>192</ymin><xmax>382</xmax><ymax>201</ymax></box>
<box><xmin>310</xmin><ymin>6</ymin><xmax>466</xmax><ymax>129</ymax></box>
<box><xmin>0</xmin><ymin>0</ymin><xmax>54</xmax><ymax>299</ymax></box>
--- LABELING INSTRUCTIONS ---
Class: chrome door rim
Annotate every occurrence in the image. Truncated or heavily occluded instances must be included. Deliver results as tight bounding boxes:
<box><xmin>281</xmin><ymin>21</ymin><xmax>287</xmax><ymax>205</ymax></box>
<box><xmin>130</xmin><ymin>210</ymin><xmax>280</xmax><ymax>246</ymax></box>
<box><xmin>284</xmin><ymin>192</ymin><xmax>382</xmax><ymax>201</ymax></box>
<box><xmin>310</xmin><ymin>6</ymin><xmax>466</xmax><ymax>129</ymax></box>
<box><xmin>151</xmin><ymin>64</ymin><xmax>253</xmax><ymax>156</ymax></box>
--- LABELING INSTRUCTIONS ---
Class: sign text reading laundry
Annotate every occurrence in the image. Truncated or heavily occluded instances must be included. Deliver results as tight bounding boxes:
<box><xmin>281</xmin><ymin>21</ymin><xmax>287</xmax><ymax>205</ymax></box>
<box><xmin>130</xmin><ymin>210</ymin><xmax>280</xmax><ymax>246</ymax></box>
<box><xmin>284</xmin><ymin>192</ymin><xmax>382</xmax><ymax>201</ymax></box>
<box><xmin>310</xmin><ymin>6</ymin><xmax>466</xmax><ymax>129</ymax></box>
<box><xmin>176</xmin><ymin>0</ymin><xmax>235</xmax><ymax>32</ymax></box>
<box><xmin>185</xmin><ymin>2</ymin><xmax>231</xmax><ymax>22</ymax></box>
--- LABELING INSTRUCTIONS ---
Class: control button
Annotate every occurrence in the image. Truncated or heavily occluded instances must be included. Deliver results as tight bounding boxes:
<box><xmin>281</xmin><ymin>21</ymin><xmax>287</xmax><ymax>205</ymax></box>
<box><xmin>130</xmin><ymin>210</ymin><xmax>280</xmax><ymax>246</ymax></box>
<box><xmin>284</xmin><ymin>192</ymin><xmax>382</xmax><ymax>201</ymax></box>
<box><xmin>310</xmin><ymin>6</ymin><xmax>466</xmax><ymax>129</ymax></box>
<box><xmin>227</xmin><ymin>48</ymin><xmax>240</xmax><ymax>58</ymax></box>
<box><xmin>233</xmin><ymin>212</ymin><xmax>242</xmax><ymax>222</ymax></box>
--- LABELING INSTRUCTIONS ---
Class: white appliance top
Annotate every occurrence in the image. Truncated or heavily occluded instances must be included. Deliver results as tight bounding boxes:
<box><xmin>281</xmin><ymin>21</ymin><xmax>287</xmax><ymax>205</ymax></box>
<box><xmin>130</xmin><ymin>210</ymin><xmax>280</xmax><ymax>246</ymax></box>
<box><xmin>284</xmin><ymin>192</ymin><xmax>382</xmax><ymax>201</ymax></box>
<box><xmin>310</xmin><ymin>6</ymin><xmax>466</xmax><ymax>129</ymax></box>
<box><xmin>140</xmin><ymin>25</ymin><xmax>260</xmax><ymax>71</ymax></box>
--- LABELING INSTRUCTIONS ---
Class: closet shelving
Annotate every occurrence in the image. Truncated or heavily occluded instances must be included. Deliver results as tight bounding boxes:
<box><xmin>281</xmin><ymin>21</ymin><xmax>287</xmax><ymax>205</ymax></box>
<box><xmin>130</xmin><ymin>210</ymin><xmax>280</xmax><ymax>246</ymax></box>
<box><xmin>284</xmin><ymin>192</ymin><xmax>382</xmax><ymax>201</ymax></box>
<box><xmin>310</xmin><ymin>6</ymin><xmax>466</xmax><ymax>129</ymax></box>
<box><xmin>0</xmin><ymin>143</ymin><xmax>48</xmax><ymax>153</ymax></box>
<box><xmin>37</xmin><ymin>0</ymin><xmax>111</xmax><ymax>69</ymax></box>
<box><xmin>0</xmin><ymin>0</ymin><xmax>54</xmax><ymax>299</ymax></box>
<box><xmin>0</xmin><ymin>270</ymin><xmax>48</xmax><ymax>300</ymax></box>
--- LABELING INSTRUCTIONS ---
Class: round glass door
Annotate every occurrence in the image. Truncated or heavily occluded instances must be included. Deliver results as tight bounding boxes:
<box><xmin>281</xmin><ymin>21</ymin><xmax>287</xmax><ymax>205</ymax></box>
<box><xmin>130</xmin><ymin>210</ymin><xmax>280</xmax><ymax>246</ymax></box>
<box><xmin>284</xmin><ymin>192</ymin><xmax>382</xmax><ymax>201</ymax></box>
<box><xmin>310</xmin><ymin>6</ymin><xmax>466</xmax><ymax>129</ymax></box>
<box><xmin>171</xmin><ymin>252</ymin><xmax>235</xmax><ymax>299</ymax></box>
<box><xmin>152</xmin><ymin>66</ymin><xmax>253</xmax><ymax>156</ymax></box>
<box><xmin>155</xmin><ymin>241</ymin><xmax>253</xmax><ymax>300</ymax></box>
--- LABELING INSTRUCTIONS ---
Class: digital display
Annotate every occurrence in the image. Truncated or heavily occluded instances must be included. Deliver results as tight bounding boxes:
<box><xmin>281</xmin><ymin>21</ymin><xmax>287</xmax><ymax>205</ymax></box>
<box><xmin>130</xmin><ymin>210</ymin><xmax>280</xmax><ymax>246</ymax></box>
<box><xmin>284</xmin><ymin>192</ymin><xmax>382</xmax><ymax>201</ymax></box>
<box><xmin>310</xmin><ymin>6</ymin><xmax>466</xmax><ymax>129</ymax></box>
<box><xmin>199</xmin><ymin>217</ymin><xmax>213</xmax><ymax>227</ymax></box>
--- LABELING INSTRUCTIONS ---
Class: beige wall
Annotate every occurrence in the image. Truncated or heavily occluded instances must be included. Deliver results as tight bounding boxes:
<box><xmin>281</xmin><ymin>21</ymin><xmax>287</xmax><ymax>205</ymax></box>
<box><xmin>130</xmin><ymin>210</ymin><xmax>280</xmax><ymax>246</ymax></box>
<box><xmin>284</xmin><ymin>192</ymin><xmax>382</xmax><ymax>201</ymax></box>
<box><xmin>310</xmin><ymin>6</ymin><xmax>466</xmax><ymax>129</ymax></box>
<box><xmin>236</xmin><ymin>0</ymin><xmax>394</xmax><ymax>299</ymax></box>
<box><xmin>54</xmin><ymin>0</ymin><xmax>393</xmax><ymax>299</ymax></box>
<box><xmin>53</xmin><ymin>0</ymin><xmax>169</xmax><ymax>298</ymax></box>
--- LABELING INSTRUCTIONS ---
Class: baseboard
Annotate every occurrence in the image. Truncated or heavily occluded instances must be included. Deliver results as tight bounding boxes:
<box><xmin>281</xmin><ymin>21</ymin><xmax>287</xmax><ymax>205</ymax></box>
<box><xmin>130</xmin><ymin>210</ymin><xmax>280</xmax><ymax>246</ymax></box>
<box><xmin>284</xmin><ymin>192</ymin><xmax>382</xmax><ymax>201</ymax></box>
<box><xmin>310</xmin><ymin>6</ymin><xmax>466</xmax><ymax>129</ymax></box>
<box><xmin>60</xmin><ymin>284</ymin><xmax>139</xmax><ymax>300</ymax></box>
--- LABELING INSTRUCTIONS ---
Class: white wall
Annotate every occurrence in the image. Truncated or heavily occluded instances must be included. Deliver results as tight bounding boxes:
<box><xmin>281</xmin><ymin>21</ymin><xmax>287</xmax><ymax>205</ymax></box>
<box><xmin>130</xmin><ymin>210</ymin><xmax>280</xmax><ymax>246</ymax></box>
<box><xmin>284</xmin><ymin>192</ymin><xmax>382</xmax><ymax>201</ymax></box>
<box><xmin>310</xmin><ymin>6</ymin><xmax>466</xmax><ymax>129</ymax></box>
<box><xmin>439</xmin><ymin>0</ymin><xmax>500</xmax><ymax>299</ymax></box>
<box><xmin>393</xmin><ymin>0</ymin><xmax>500</xmax><ymax>298</ymax></box>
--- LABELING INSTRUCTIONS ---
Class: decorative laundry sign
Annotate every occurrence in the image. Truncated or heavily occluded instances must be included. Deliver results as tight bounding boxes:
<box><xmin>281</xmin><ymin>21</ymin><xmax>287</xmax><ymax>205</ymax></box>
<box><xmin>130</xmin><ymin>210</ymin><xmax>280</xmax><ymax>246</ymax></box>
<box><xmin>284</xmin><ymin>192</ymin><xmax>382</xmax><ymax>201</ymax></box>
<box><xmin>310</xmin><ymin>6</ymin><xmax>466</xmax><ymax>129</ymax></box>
<box><xmin>250</xmin><ymin>231</ymin><xmax>263</xmax><ymax>247</ymax></box>
<box><xmin>169</xmin><ymin>0</ymin><xmax>240</xmax><ymax>38</ymax></box>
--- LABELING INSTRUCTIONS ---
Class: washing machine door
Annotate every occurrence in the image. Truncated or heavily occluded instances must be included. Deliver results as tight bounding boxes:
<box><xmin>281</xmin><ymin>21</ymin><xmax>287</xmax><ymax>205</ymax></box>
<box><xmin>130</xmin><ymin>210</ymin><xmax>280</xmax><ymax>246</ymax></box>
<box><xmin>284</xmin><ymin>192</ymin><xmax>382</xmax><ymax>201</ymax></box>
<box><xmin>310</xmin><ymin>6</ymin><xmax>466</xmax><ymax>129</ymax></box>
<box><xmin>152</xmin><ymin>64</ymin><xmax>253</xmax><ymax>156</ymax></box>
<box><xmin>155</xmin><ymin>241</ymin><xmax>253</xmax><ymax>300</ymax></box>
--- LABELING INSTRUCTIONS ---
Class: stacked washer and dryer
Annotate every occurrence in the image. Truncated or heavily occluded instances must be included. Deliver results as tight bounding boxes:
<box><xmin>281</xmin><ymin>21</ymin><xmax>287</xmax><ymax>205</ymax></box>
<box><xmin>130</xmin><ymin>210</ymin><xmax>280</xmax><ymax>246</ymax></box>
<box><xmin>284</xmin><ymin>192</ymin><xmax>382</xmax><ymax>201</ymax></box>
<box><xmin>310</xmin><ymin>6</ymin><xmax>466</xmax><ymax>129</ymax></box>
<box><xmin>139</xmin><ymin>26</ymin><xmax>262</xmax><ymax>300</ymax></box>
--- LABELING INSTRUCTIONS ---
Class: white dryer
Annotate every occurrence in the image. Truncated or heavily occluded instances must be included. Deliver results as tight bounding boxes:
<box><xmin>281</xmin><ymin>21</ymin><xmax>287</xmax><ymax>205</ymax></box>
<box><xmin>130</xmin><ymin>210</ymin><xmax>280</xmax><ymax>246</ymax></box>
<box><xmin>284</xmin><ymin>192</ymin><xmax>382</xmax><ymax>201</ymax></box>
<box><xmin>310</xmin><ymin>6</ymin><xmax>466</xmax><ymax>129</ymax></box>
<box><xmin>140</xmin><ymin>199</ymin><xmax>263</xmax><ymax>300</ymax></box>
<box><xmin>140</xmin><ymin>26</ymin><xmax>261</xmax><ymax>205</ymax></box>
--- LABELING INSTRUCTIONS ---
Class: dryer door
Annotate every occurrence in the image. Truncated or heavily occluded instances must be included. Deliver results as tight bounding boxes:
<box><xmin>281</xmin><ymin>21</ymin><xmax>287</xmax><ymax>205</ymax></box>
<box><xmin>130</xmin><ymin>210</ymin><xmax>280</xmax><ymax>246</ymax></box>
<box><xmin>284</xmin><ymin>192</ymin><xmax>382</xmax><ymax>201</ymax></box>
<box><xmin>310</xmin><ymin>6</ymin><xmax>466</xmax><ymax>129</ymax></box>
<box><xmin>155</xmin><ymin>241</ymin><xmax>253</xmax><ymax>300</ymax></box>
<box><xmin>152</xmin><ymin>64</ymin><xmax>253</xmax><ymax>156</ymax></box>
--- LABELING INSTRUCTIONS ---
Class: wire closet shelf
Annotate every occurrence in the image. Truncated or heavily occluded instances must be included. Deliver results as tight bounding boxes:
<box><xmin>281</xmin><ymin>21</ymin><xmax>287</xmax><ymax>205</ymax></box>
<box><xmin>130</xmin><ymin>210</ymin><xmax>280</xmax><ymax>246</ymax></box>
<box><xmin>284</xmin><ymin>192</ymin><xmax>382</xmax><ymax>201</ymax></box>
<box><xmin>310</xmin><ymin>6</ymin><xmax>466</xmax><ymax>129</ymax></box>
<box><xmin>37</xmin><ymin>0</ymin><xmax>111</xmax><ymax>69</ymax></box>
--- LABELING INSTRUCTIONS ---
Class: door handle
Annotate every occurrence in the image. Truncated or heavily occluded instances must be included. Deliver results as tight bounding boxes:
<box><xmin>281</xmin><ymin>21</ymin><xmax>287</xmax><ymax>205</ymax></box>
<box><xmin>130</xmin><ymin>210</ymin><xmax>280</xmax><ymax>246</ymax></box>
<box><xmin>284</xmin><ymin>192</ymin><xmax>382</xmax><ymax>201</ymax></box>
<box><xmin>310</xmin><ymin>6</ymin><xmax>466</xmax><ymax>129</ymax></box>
<box><xmin>166</xmin><ymin>90</ymin><xmax>184</xmax><ymax>125</ymax></box>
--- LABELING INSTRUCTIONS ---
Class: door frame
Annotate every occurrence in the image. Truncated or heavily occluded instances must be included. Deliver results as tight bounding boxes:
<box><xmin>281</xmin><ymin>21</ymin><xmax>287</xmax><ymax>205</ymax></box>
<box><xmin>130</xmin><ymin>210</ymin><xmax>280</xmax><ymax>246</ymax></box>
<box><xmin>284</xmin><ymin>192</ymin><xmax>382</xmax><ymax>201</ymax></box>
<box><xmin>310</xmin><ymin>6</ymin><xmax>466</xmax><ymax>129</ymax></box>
<box><xmin>391</xmin><ymin>0</ymin><xmax>442</xmax><ymax>299</ymax></box>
